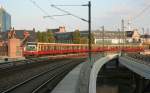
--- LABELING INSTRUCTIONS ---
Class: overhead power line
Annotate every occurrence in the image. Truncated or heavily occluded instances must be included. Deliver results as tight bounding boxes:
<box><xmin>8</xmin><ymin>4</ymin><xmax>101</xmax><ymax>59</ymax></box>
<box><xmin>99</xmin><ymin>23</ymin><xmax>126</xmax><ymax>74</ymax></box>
<box><xmin>29</xmin><ymin>0</ymin><xmax>53</xmax><ymax>19</ymax></box>
<box><xmin>28</xmin><ymin>0</ymin><xmax>74</xmax><ymax>31</ymax></box>
<box><xmin>51</xmin><ymin>4</ymin><xmax>88</xmax><ymax>22</ymax></box>
<box><xmin>133</xmin><ymin>4</ymin><xmax>150</xmax><ymax>20</ymax></box>
<box><xmin>43</xmin><ymin>14</ymin><xmax>71</xmax><ymax>18</ymax></box>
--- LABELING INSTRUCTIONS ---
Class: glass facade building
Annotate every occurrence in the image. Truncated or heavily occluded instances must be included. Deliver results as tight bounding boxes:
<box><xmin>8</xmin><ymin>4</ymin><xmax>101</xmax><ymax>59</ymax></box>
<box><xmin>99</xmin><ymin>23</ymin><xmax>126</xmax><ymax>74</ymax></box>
<box><xmin>0</xmin><ymin>8</ymin><xmax>11</xmax><ymax>32</ymax></box>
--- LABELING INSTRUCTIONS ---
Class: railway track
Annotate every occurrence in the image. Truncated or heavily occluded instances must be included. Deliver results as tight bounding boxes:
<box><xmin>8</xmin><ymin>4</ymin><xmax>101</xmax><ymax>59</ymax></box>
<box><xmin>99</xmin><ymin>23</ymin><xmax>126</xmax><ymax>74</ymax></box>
<box><xmin>1</xmin><ymin>58</ymin><xmax>84</xmax><ymax>93</ymax></box>
<box><xmin>0</xmin><ymin>58</ymin><xmax>70</xmax><ymax>92</ymax></box>
<box><xmin>0</xmin><ymin>58</ymin><xmax>60</xmax><ymax>78</ymax></box>
<box><xmin>0</xmin><ymin>57</ymin><xmax>52</xmax><ymax>70</ymax></box>
<box><xmin>124</xmin><ymin>53</ymin><xmax>150</xmax><ymax>63</ymax></box>
<box><xmin>0</xmin><ymin>57</ymin><xmax>76</xmax><ymax>76</ymax></box>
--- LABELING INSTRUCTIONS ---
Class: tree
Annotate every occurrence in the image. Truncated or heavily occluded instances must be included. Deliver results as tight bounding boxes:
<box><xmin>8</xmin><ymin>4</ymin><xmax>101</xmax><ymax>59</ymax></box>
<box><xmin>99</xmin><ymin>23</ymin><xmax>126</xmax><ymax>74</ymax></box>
<box><xmin>36</xmin><ymin>31</ymin><xmax>55</xmax><ymax>43</ymax></box>
<box><xmin>91</xmin><ymin>33</ymin><xmax>95</xmax><ymax>44</ymax></box>
<box><xmin>36</xmin><ymin>31</ymin><xmax>42</xmax><ymax>42</ymax></box>
<box><xmin>80</xmin><ymin>37</ymin><xmax>88</xmax><ymax>44</ymax></box>
<box><xmin>42</xmin><ymin>32</ymin><xmax>49</xmax><ymax>42</ymax></box>
<box><xmin>47</xmin><ymin>31</ymin><xmax>55</xmax><ymax>43</ymax></box>
<box><xmin>79</xmin><ymin>34</ymin><xmax>95</xmax><ymax>44</ymax></box>
<box><xmin>73</xmin><ymin>30</ymin><xmax>81</xmax><ymax>44</ymax></box>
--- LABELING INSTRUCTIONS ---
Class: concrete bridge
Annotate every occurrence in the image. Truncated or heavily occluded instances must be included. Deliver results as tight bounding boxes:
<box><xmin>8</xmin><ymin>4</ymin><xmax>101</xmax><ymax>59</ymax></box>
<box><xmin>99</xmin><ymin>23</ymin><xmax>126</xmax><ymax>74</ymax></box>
<box><xmin>52</xmin><ymin>53</ymin><xmax>150</xmax><ymax>93</ymax></box>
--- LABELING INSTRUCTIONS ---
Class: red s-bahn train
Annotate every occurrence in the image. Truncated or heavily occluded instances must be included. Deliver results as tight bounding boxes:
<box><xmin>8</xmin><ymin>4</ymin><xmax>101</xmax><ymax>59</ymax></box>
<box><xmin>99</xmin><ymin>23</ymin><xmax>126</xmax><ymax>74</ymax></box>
<box><xmin>23</xmin><ymin>42</ymin><xmax>145</xmax><ymax>57</ymax></box>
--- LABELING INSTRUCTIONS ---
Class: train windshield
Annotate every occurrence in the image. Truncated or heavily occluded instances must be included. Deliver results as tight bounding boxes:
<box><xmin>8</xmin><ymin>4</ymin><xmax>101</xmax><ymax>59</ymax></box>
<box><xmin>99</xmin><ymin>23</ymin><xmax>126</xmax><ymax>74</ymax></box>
<box><xmin>26</xmin><ymin>42</ymin><xmax>37</xmax><ymax>51</ymax></box>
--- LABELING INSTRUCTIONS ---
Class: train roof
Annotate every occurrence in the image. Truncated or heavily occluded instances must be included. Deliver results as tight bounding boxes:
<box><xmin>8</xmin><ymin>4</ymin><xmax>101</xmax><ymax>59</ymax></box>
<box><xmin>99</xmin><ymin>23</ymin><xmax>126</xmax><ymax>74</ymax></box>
<box><xmin>36</xmin><ymin>42</ymin><xmax>88</xmax><ymax>46</ymax></box>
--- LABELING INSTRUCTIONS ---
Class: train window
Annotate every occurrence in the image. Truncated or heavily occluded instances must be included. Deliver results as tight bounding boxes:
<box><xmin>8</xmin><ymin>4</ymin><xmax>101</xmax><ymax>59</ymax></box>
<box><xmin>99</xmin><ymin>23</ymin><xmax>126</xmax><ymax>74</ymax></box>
<box><xmin>26</xmin><ymin>45</ymin><xmax>36</xmax><ymax>51</ymax></box>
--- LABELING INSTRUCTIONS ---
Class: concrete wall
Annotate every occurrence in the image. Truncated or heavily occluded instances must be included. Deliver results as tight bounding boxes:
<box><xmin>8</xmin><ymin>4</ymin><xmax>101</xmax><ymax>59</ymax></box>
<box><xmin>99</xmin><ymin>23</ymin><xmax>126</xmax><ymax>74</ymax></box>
<box><xmin>119</xmin><ymin>56</ymin><xmax>150</xmax><ymax>79</ymax></box>
<box><xmin>89</xmin><ymin>54</ymin><xmax>118</xmax><ymax>93</ymax></box>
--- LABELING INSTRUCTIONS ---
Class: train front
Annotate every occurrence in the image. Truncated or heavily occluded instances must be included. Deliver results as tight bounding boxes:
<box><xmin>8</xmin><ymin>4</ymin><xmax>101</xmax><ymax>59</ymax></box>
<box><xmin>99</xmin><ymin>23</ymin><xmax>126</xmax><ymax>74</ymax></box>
<box><xmin>23</xmin><ymin>42</ymin><xmax>38</xmax><ymax>58</ymax></box>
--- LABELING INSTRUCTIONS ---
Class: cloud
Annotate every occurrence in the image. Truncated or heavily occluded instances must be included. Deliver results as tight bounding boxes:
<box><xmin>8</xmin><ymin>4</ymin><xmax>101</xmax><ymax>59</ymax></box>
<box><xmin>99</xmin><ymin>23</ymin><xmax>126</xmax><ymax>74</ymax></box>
<box><xmin>143</xmin><ymin>0</ymin><xmax>150</xmax><ymax>5</ymax></box>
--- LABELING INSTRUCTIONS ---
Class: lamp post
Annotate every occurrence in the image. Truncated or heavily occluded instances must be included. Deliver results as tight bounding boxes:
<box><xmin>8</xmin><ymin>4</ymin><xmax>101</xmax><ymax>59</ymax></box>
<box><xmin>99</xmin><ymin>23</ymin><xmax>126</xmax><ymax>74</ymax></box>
<box><xmin>88</xmin><ymin>1</ymin><xmax>92</xmax><ymax>62</ymax></box>
<box><xmin>101</xmin><ymin>26</ymin><xmax>105</xmax><ymax>56</ymax></box>
<box><xmin>121</xmin><ymin>19</ymin><xmax>125</xmax><ymax>55</ymax></box>
<box><xmin>0</xmin><ymin>24</ymin><xmax>1</xmax><ymax>32</ymax></box>
<box><xmin>50</xmin><ymin>1</ymin><xmax>92</xmax><ymax>62</ymax></box>
<box><xmin>118</xmin><ymin>28</ymin><xmax>121</xmax><ymax>54</ymax></box>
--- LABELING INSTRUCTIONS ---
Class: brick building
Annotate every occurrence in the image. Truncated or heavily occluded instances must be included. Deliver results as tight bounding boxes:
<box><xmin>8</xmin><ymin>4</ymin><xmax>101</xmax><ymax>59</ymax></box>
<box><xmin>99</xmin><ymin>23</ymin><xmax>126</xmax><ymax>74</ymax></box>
<box><xmin>53</xmin><ymin>29</ymin><xmax>141</xmax><ymax>44</ymax></box>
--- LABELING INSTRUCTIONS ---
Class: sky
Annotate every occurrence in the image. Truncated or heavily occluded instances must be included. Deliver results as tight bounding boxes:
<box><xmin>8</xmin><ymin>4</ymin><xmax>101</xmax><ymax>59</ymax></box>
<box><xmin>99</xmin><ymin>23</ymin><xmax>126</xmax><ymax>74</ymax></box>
<box><xmin>0</xmin><ymin>0</ymin><xmax>150</xmax><ymax>32</ymax></box>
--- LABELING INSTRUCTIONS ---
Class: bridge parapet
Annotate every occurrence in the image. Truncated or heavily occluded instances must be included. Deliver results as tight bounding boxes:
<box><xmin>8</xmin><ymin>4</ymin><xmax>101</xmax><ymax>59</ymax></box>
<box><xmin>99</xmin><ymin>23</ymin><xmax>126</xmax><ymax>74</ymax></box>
<box><xmin>76</xmin><ymin>53</ymin><xmax>104</xmax><ymax>93</ymax></box>
<box><xmin>119</xmin><ymin>56</ymin><xmax>150</xmax><ymax>79</ymax></box>
<box><xmin>76</xmin><ymin>62</ymin><xmax>91</xmax><ymax>93</ymax></box>
<box><xmin>88</xmin><ymin>54</ymin><xmax>118</xmax><ymax>93</ymax></box>
<box><xmin>51</xmin><ymin>54</ymin><xmax>117</xmax><ymax>93</ymax></box>
<box><xmin>121</xmin><ymin>53</ymin><xmax>150</xmax><ymax>65</ymax></box>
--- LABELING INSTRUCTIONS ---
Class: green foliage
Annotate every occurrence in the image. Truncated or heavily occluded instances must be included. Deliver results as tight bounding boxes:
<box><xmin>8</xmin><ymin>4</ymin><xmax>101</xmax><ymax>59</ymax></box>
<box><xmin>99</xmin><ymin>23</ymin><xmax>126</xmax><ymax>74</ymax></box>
<box><xmin>80</xmin><ymin>37</ymin><xmax>88</xmax><ymax>44</ymax></box>
<box><xmin>73</xmin><ymin>30</ymin><xmax>81</xmax><ymax>44</ymax></box>
<box><xmin>72</xmin><ymin>30</ymin><xmax>95</xmax><ymax>44</ymax></box>
<box><xmin>91</xmin><ymin>33</ymin><xmax>95</xmax><ymax>44</ymax></box>
<box><xmin>36</xmin><ymin>31</ymin><xmax>42</xmax><ymax>42</ymax></box>
<box><xmin>36</xmin><ymin>30</ymin><xmax>95</xmax><ymax>44</ymax></box>
<box><xmin>36</xmin><ymin>31</ymin><xmax>55</xmax><ymax>43</ymax></box>
<box><xmin>47</xmin><ymin>31</ymin><xmax>55</xmax><ymax>43</ymax></box>
<box><xmin>80</xmin><ymin>34</ymin><xmax>95</xmax><ymax>44</ymax></box>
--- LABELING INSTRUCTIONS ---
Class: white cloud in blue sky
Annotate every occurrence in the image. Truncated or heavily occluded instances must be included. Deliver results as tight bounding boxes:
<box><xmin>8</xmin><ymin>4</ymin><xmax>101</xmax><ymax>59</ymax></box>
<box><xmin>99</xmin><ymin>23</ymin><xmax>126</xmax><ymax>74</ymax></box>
<box><xmin>0</xmin><ymin>0</ymin><xmax>150</xmax><ymax>31</ymax></box>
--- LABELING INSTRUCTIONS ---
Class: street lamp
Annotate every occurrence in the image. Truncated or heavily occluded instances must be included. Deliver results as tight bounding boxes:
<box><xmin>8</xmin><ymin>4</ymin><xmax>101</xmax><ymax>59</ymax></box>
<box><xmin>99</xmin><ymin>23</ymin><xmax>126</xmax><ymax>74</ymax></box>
<box><xmin>0</xmin><ymin>24</ymin><xmax>1</xmax><ymax>32</ymax></box>
<box><xmin>121</xmin><ymin>19</ymin><xmax>125</xmax><ymax>55</ymax></box>
<box><xmin>100</xmin><ymin>26</ymin><xmax>105</xmax><ymax>56</ymax></box>
<box><xmin>118</xmin><ymin>28</ymin><xmax>121</xmax><ymax>55</ymax></box>
<box><xmin>50</xmin><ymin>1</ymin><xmax>92</xmax><ymax>62</ymax></box>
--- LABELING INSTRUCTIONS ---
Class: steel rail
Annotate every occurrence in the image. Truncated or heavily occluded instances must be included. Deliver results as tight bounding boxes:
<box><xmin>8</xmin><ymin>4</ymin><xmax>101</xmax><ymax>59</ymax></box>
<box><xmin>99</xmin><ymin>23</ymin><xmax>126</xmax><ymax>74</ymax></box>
<box><xmin>0</xmin><ymin>59</ymin><xmax>57</xmax><ymax>75</ymax></box>
<box><xmin>31</xmin><ymin>62</ymin><xmax>80</xmax><ymax>93</ymax></box>
<box><xmin>1</xmin><ymin>60</ymin><xmax>75</xmax><ymax>93</ymax></box>
<box><xmin>0</xmin><ymin>57</ymin><xmax>54</xmax><ymax>70</ymax></box>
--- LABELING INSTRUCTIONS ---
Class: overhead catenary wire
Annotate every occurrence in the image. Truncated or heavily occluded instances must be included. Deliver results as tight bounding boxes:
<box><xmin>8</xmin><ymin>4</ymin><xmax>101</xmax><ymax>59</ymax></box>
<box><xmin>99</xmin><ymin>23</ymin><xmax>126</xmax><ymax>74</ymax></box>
<box><xmin>51</xmin><ymin>4</ymin><xmax>88</xmax><ymax>22</ymax></box>
<box><xmin>29</xmin><ymin>0</ymin><xmax>89</xmax><ymax>31</ymax></box>
<box><xmin>132</xmin><ymin>3</ymin><xmax>150</xmax><ymax>20</ymax></box>
<box><xmin>50</xmin><ymin>4</ymin><xmax>93</xmax><ymax>31</ymax></box>
<box><xmin>50</xmin><ymin>5</ymin><xmax>84</xmax><ymax>6</ymax></box>
<box><xmin>29</xmin><ymin>0</ymin><xmax>54</xmax><ymax>19</ymax></box>
<box><xmin>43</xmin><ymin>14</ymin><xmax>71</xmax><ymax>18</ymax></box>
<box><xmin>28</xmin><ymin>0</ymin><xmax>73</xmax><ymax>31</ymax></box>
